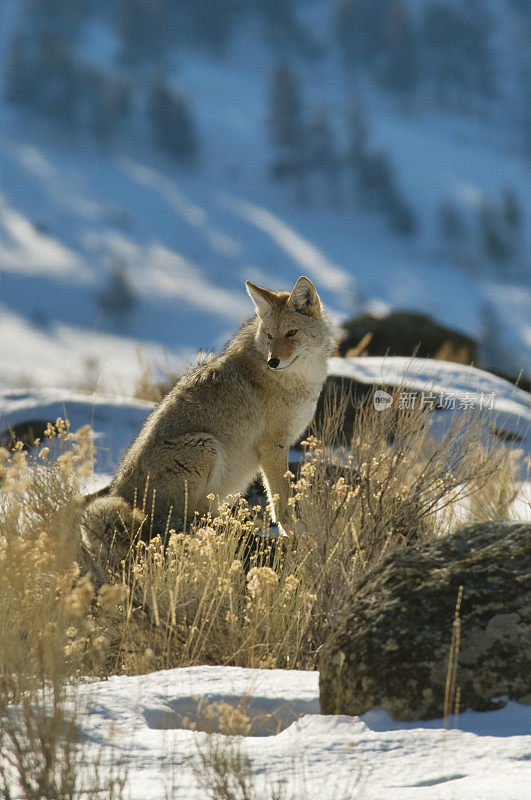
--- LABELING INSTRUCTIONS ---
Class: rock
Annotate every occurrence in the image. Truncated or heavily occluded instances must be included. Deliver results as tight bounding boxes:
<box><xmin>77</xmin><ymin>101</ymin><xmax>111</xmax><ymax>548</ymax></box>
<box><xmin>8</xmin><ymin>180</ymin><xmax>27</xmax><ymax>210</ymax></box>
<box><xmin>319</xmin><ymin>521</ymin><xmax>531</xmax><ymax>721</ymax></box>
<box><xmin>337</xmin><ymin>310</ymin><xmax>478</xmax><ymax>364</ymax></box>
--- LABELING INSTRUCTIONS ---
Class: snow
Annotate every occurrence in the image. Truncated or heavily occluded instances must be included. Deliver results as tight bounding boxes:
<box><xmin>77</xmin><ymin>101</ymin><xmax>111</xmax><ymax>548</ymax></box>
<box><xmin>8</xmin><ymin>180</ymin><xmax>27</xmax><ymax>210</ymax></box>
<box><xmin>1</xmin><ymin>357</ymin><xmax>529</xmax><ymax>478</ymax></box>
<box><xmin>32</xmin><ymin>666</ymin><xmax>530</xmax><ymax>800</ymax></box>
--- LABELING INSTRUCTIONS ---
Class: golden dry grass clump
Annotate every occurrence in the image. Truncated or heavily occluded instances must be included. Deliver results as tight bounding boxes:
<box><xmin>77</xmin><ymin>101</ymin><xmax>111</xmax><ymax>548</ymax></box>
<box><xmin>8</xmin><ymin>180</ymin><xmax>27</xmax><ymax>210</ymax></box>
<box><xmin>0</xmin><ymin>393</ymin><xmax>524</xmax><ymax>686</ymax></box>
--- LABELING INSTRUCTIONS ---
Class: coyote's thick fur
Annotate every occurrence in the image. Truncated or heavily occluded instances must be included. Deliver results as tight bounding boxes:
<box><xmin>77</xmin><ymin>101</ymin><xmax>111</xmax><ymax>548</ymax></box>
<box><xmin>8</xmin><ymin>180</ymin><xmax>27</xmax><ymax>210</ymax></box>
<box><xmin>82</xmin><ymin>276</ymin><xmax>334</xmax><ymax>542</ymax></box>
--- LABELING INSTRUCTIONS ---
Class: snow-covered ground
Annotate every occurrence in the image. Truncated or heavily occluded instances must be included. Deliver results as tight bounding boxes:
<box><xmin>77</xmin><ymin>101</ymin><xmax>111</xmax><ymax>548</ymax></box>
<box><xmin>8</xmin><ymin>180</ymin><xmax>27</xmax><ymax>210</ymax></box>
<box><xmin>1</xmin><ymin>356</ymin><xmax>529</xmax><ymax>471</ymax></box>
<box><xmin>48</xmin><ymin>665</ymin><xmax>531</xmax><ymax>800</ymax></box>
<box><xmin>1</xmin><ymin>356</ymin><xmax>529</xmax><ymax>508</ymax></box>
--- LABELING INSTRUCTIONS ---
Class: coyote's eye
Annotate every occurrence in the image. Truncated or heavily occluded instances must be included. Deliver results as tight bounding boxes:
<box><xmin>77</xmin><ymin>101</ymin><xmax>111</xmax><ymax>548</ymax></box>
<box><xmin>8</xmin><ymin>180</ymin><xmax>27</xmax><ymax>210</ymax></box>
<box><xmin>285</xmin><ymin>329</ymin><xmax>298</xmax><ymax>337</ymax></box>
<box><xmin>266</xmin><ymin>333</ymin><xmax>273</xmax><ymax>340</ymax></box>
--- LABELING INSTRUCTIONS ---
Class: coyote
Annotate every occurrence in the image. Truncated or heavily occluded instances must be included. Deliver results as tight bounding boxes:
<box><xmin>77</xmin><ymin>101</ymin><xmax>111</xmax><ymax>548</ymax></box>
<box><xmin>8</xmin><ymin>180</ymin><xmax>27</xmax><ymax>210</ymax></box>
<box><xmin>83</xmin><ymin>276</ymin><xmax>334</xmax><ymax>541</ymax></box>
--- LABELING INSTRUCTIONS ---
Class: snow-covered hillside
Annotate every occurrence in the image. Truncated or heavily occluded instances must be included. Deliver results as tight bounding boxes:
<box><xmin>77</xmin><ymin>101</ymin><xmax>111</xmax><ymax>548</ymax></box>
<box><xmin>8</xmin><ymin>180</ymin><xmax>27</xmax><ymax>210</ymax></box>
<box><xmin>1</xmin><ymin>0</ymin><xmax>530</xmax><ymax>393</ymax></box>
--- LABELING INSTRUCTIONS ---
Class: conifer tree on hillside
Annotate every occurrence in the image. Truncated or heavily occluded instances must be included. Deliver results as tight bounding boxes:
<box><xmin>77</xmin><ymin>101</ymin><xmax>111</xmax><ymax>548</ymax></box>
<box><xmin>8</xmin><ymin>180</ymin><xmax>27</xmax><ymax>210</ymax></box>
<box><xmin>268</xmin><ymin>62</ymin><xmax>308</xmax><ymax>200</ymax></box>
<box><xmin>438</xmin><ymin>201</ymin><xmax>467</xmax><ymax>257</ymax></box>
<box><xmin>422</xmin><ymin>1</ymin><xmax>495</xmax><ymax>107</ymax></box>
<box><xmin>256</xmin><ymin>0</ymin><xmax>297</xmax><ymax>41</ymax></box>
<box><xmin>307</xmin><ymin>109</ymin><xmax>341</xmax><ymax>204</ymax></box>
<box><xmin>5</xmin><ymin>34</ymin><xmax>35</xmax><ymax>106</ymax></box>
<box><xmin>97</xmin><ymin>259</ymin><xmax>137</xmax><ymax>330</ymax></box>
<box><xmin>345</xmin><ymin>93</ymin><xmax>369</xmax><ymax>193</ymax></box>
<box><xmin>334</xmin><ymin>0</ymin><xmax>394</xmax><ymax>71</ymax></box>
<box><xmin>379</xmin><ymin>0</ymin><xmax>419</xmax><ymax>100</ymax></box>
<box><xmin>189</xmin><ymin>0</ymin><xmax>243</xmax><ymax>52</ymax></box>
<box><xmin>88</xmin><ymin>72</ymin><xmax>131</xmax><ymax>149</ymax></box>
<box><xmin>480</xmin><ymin>201</ymin><xmax>513</xmax><ymax>266</ymax></box>
<box><xmin>518</xmin><ymin>27</ymin><xmax>531</xmax><ymax>160</ymax></box>
<box><xmin>118</xmin><ymin>0</ymin><xmax>176</xmax><ymax>64</ymax></box>
<box><xmin>21</xmin><ymin>0</ymin><xmax>90</xmax><ymax>37</ymax></box>
<box><xmin>502</xmin><ymin>188</ymin><xmax>524</xmax><ymax>268</ymax></box>
<box><xmin>148</xmin><ymin>78</ymin><xmax>198</xmax><ymax>161</ymax></box>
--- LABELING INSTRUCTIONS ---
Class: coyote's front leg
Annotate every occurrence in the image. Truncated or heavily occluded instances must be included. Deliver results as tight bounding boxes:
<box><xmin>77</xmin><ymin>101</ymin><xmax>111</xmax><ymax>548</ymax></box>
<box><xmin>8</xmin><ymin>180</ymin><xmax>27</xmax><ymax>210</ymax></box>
<box><xmin>259</xmin><ymin>446</ymin><xmax>292</xmax><ymax>532</ymax></box>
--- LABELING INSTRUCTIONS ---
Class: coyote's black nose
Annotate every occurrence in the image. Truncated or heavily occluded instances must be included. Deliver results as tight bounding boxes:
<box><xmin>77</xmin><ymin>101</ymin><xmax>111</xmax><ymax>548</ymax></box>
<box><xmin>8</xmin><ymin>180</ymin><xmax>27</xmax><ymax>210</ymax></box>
<box><xmin>268</xmin><ymin>357</ymin><xmax>280</xmax><ymax>369</ymax></box>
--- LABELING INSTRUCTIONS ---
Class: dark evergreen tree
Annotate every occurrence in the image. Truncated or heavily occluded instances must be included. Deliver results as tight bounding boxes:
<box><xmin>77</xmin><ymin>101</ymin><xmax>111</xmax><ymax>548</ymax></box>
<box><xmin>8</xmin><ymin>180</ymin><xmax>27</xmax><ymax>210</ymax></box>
<box><xmin>148</xmin><ymin>78</ymin><xmax>198</xmax><ymax>161</ymax></box>
<box><xmin>34</xmin><ymin>32</ymin><xmax>80</xmax><ymax>125</ymax></box>
<box><xmin>438</xmin><ymin>201</ymin><xmax>467</xmax><ymax>254</ymax></box>
<box><xmin>21</xmin><ymin>0</ymin><xmax>91</xmax><ymax>38</ymax></box>
<box><xmin>118</xmin><ymin>0</ymin><xmax>176</xmax><ymax>64</ymax></box>
<box><xmin>460</xmin><ymin>1</ymin><xmax>496</xmax><ymax>99</ymax></box>
<box><xmin>422</xmin><ymin>2</ymin><xmax>466</xmax><ymax>105</ymax></box>
<box><xmin>307</xmin><ymin>110</ymin><xmax>341</xmax><ymax>204</ymax></box>
<box><xmin>357</xmin><ymin>150</ymin><xmax>394</xmax><ymax>209</ymax></box>
<box><xmin>422</xmin><ymin>1</ymin><xmax>495</xmax><ymax>106</ymax></box>
<box><xmin>345</xmin><ymin>93</ymin><xmax>369</xmax><ymax>199</ymax></box>
<box><xmin>518</xmin><ymin>30</ymin><xmax>531</xmax><ymax>160</ymax></box>
<box><xmin>268</xmin><ymin>62</ymin><xmax>307</xmax><ymax>199</ymax></box>
<box><xmin>256</xmin><ymin>0</ymin><xmax>298</xmax><ymax>42</ymax></box>
<box><xmin>379</xmin><ymin>0</ymin><xmax>419</xmax><ymax>99</ymax></box>
<box><xmin>480</xmin><ymin>201</ymin><xmax>512</xmax><ymax>264</ymax></box>
<box><xmin>388</xmin><ymin>194</ymin><xmax>417</xmax><ymax>236</ymax></box>
<box><xmin>98</xmin><ymin>259</ymin><xmax>137</xmax><ymax>330</ymax></box>
<box><xmin>334</xmin><ymin>0</ymin><xmax>392</xmax><ymax>71</ymax></box>
<box><xmin>87</xmin><ymin>72</ymin><xmax>131</xmax><ymax>149</ymax></box>
<box><xmin>502</xmin><ymin>188</ymin><xmax>524</xmax><ymax>268</ymax></box>
<box><xmin>502</xmin><ymin>189</ymin><xmax>523</xmax><ymax>232</ymax></box>
<box><xmin>5</xmin><ymin>34</ymin><xmax>36</xmax><ymax>106</ymax></box>
<box><xmin>188</xmin><ymin>0</ymin><xmax>242</xmax><ymax>53</ymax></box>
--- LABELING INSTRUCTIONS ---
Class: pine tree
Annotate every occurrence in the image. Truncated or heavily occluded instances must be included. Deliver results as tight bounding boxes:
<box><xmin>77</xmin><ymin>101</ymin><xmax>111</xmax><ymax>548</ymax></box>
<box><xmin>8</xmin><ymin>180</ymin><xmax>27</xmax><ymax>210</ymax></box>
<box><xmin>502</xmin><ymin>188</ymin><xmax>524</xmax><ymax>269</ymax></box>
<box><xmin>5</xmin><ymin>34</ymin><xmax>36</xmax><ymax>106</ymax></box>
<box><xmin>118</xmin><ymin>0</ymin><xmax>176</xmax><ymax>64</ymax></box>
<box><xmin>518</xmin><ymin>27</ymin><xmax>531</xmax><ymax>160</ymax></box>
<box><xmin>422</xmin><ymin>2</ymin><xmax>464</xmax><ymax>105</ymax></box>
<box><xmin>256</xmin><ymin>0</ymin><xmax>297</xmax><ymax>42</ymax></box>
<box><xmin>88</xmin><ymin>72</ymin><xmax>131</xmax><ymax>149</ymax></box>
<box><xmin>189</xmin><ymin>0</ymin><xmax>242</xmax><ymax>52</ymax></box>
<box><xmin>345</xmin><ymin>93</ymin><xmax>369</xmax><ymax>200</ymax></box>
<box><xmin>438</xmin><ymin>201</ymin><xmax>467</xmax><ymax>255</ymax></box>
<box><xmin>148</xmin><ymin>78</ymin><xmax>198</xmax><ymax>161</ymax></box>
<box><xmin>423</xmin><ymin>1</ymin><xmax>495</xmax><ymax>107</ymax></box>
<box><xmin>34</xmin><ymin>32</ymin><xmax>80</xmax><ymax>125</ymax></box>
<box><xmin>379</xmin><ymin>0</ymin><xmax>419</xmax><ymax>100</ymax></box>
<box><xmin>480</xmin><ymin>201</ymin><xmax>512</xmax><ymax>265</ymax></box>
<box><xmin>98</xmin><ymin>259</ymin><xmax>137</xmax><ymax>330</ymax></box>
<box><xmin>334</xmin><ymin>0</ymin><xmax>392</xmax><ymax>71</ymax></box>
<box><xmin>460</xmin><ymin>1</ymin><xmax>496</xmax><ymax>99</ymax></box>
<box><xmin>502</xmin><ymin>189</ymin><xmax>522</xmax><ymax>232</ymax></box>
<box><xmin>307</xmin><ymin>109</ymin><xmax>341</xmax><ymax>204</ymax></box>
<box><xmin>268</xmin><ymin>62</ymin><xmax>307</xmax><ymax>199</ymax></box>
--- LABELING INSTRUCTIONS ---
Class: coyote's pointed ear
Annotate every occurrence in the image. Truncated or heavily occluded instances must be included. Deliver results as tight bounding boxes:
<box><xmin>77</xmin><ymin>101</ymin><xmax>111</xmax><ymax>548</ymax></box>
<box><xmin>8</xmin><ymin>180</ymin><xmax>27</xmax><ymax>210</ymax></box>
<box><xmin>288</xmin><ymin>276</ymin><xmax>321</xmax><ymax>317</ymax></box>
<box><xmin>246</xmin><ymin>281</ymin><xmax>277</xmax><ymax>318</ymax></box>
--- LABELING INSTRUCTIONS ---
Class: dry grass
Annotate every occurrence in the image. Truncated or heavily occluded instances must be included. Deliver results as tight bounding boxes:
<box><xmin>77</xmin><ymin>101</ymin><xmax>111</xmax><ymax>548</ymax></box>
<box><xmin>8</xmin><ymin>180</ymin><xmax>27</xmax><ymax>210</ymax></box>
<box><xmin>0</xmin><ymin>390</ymin><xmax>524</xmax><ymax>796</ymax></box>
<box><xmin>0</xmin><ymin>421</ymin><xmax>127</xmax><ymax>800</ymax></box>
<box><xmin>0</xmin><ymin>392</ymin><xmax>524</xmax><ymax>682</ymax></box>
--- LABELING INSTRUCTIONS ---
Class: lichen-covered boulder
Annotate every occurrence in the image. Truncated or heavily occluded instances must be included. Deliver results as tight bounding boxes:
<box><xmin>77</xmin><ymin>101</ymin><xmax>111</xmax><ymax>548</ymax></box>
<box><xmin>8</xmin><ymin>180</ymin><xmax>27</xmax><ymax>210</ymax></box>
<box><xmin>319</xmin><ymin>521</ymin><xmax>531</xmax><ymax>721</ymax></box>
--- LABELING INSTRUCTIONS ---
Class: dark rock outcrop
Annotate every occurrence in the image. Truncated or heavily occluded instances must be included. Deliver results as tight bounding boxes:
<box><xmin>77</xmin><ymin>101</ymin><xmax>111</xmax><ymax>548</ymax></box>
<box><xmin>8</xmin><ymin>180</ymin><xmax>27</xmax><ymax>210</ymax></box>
<box><xmin>319</xmin><ymin>521</ymin><xmax>531</xmax><ymax>721</ymax></box>
<box><xmin>338</xmin><ymin>310</ymin><xmax>478</xmax><ymax>364</ymax></box>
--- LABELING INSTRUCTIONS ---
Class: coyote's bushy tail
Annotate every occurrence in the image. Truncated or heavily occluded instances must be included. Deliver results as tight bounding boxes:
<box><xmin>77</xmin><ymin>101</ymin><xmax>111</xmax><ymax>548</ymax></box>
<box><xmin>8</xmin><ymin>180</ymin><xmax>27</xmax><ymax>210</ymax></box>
<box><xmin>82</xmin><ymin>494</ymin><xmax>146</xmax><ymax>545</ymax></box>
<box><xmin>80</xmin><ymin>493</ymin><xmax>147</xmax><ymax>581</ymax></box>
